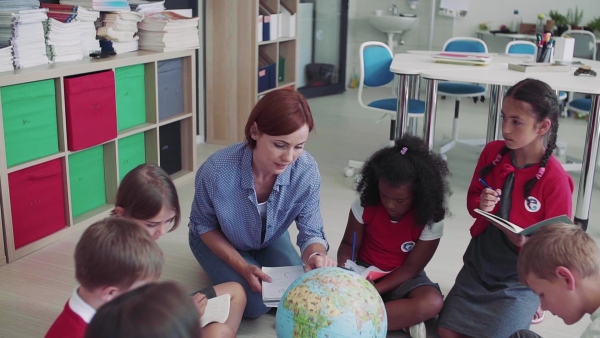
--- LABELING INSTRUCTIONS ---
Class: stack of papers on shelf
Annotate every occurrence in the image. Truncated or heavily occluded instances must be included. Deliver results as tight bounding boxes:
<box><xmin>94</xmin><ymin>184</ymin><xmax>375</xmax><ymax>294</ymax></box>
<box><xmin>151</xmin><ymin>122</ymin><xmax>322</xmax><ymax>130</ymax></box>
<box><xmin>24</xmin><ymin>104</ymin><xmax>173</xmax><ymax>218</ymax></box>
<box><xmin>0</xmin><ymin>45</ymin><xmax>14</xmax><ymax>72</ymax></box>
<box><xmin>0</xmin><ymin>9</ymin><xmax>50</xmax><ymax>69</ymax></box>
<box><xmin>60</xmin><ymin>0</ymin><xmax>130</xmax><ymax>12</ymax></box>
<box><xmin>75</xmin><ymin>6</ymin><xmax>101</xmax><ymax>55</ymax></box>
<box><xmin>261</xmin><ymin>266</ymin><xmax>304</xmax><ymax>307</ymax></box>
<box><xmin>129</xmin><ymin>0</ymin><xmax>166</xmax><ymax>13</ymax></box>
<box><xmin>45</xmin><ymin>18</ymin><xmax>84</xmax><ymax>63</ymax></box>
<box><xmin>138</xmin><ymin>11</ymin><xmax>200</xmax><ymax>52</ymax></box>
<box><xmin>431</xmin><ymin>52</ymin><xmax>492</xmax><ymax>66</ymax></box>
<box><xmin>97</xmin><ymin>11</ymin><xmax>143</xmax><ymax>54</ymax></box>
<box><xmin>0</xmin><ymin>0</ymin><xmax>39</xmax><ymax>12</ymax></box>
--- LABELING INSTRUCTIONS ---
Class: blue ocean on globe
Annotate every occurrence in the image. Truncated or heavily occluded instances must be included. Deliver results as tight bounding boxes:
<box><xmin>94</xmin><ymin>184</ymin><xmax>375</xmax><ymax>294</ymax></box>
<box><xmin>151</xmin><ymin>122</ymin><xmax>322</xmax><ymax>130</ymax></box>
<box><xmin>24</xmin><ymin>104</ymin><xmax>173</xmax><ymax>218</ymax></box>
<box><xmin>275</xmin><ymin>267</ymin><xmax>387</xmax><ymax>338</ymax></box>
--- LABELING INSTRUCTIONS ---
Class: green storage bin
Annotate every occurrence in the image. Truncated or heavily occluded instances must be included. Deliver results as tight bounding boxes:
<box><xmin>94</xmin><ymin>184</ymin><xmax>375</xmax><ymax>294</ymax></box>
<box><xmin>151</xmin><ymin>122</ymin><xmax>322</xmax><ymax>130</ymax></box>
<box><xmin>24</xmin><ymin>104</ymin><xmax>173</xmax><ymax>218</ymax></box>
<box><xmin>118</xmin><ymin>133</ymin><xmax>146</xmax><ymax>181</ymax></box>
<box><xmin>1</xmin><ymin>79</ymin><xmax>59</xmax><ymax>167</ymax></box>
<box><xmin>115</xmin><ymin>64</ymin><xmax>146</xmax><ymax>131</ymax></box>
<box><xmin>69</xmin><ymin>146</ymin><xmax>106</xmax><ymax>217</ymax></box>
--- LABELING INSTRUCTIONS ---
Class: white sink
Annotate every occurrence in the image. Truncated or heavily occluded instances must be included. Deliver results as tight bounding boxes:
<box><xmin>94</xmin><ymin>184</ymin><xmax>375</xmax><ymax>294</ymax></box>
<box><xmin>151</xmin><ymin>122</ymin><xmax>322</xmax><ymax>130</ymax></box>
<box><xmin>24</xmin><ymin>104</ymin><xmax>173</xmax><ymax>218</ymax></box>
<box><xmin>368</xmin><ymin>15</ymin><xmax>417</xmax><ymax>34</ymax></box>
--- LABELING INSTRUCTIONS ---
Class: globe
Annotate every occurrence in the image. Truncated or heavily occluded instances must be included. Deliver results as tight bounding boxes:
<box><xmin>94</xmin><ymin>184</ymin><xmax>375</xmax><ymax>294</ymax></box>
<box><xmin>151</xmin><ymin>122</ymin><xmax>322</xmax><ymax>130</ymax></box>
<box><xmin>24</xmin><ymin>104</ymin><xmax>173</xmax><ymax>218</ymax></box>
<box><xmin>276</xmin><ymin>267</ymin><xmax>387</xmax><ymax>337</ymax></box>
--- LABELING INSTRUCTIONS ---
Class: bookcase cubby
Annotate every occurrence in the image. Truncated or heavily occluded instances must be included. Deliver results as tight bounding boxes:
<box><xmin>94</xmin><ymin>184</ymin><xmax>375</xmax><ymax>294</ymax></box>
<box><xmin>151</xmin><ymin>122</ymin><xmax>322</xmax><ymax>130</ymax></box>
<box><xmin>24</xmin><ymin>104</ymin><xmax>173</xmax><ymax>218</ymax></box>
<box><xmin>0</xmin><ymin>49</ymin><xmax>197</xmax><ymax>265</ymax></box>
<box><xmin>205</xmin><ymin>0</ymin><xmax>298</xmax><ymax>145</ymax></box>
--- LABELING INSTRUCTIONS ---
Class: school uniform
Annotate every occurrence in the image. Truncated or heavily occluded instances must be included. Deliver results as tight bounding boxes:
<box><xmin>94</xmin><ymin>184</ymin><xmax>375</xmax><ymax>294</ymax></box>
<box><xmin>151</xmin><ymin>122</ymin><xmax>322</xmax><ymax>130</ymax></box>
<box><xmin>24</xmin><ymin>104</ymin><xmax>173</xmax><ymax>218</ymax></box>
<box><xmin>45</xmin><ymin>287</ymin><xmax>95</xmax><ymax>338</ymax></box>
<box><xmin>352</xmin><ymin>197</ymin><xmax>443</xmax><ymax>300</ymax></box>
<box><xmin>438</xmin><ymin>140</ymin><xmax>574</xmax><ymax>338</ymax></box>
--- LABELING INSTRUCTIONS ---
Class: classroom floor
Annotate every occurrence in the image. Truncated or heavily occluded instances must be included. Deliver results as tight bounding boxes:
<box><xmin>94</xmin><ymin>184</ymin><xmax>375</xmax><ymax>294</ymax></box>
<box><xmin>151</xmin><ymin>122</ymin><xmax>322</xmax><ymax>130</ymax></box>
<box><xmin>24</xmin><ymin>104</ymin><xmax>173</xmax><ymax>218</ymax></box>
<box><xmin>1</xmin><ymin>87</ymin><xmax>599</xmax><ymax>337</ymax></box>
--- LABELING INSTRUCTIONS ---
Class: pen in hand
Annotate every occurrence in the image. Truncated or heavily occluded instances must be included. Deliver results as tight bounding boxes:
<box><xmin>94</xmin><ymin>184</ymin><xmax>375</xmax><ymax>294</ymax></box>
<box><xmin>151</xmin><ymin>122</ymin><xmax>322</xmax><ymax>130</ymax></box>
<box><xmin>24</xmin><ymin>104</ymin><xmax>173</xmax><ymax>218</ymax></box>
<box><xmin>479</xmin><ymin>178</ymin><xmax>501</xmax><ymax>197</ymax></box>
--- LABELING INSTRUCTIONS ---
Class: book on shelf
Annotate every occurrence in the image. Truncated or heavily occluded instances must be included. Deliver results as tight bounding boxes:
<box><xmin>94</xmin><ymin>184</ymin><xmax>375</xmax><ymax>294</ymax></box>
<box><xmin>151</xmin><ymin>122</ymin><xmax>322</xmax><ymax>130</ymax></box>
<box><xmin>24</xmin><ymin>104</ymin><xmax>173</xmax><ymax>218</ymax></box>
<box><xmin>138</xmin><ymin>11</ymin><xmax>199</xmax><ymax>31</ymax></box>
<box><xmin>261</xmin><ymin>265</ymin><xmax>304</xmax><ymax>307</ymax></box>
<box><xmin>507</xmin><ymin>62</ymin><xmax>571</xmax><ymax>73</ymax></box>
<box><xmin>344</xmin><ymin>260</ymin><xmax>392</xmax><ymax>281</ymax></box>
<box><xmin>474</xmin><ymin>209</ymin><xmax>573</xmax><ymax>236</ymax></box>
<box><xmin>199</xmin><ymin>293</ymin><xmax>230</xmax><ymax>328</ymax></box>
<box><xmin>431</xmin><ymin>52</ymin><xmax>492</xmax><ymax>66</ymax></box>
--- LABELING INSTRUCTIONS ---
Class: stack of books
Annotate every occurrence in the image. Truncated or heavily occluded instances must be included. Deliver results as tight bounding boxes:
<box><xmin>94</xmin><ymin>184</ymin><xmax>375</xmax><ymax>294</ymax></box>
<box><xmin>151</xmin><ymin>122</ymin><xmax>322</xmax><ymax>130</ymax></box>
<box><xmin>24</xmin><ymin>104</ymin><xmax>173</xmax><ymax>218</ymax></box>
<box><xmin>138</xmin><ymin>12</ymin><xmax>199</xmax><ymax>52</ymax></box>
<box><xmin>41</xmin><ymin>3</ymin><xmax>78</xmax><ymax>23</ymax></box>
<box><xmin>129</xmin><ymin>0</ymin><xmax>165</xmax><ymax>13</ymax></box>
<box><xmin>0</xmin><ymin>0</ymin><xmax>48</xmax><ymax>71</ymax></box>
<box><xmin>75</xmin><ymin>6</ymin><xmax>101</xmax><ymax>55</ymax></box>
<box><xmin>0</xmin><ymin>0</ymin><xmax>39</xmax><ymax>12</ymax></box>
<box><xmin>60</xmin><ymin>0</ymin><xmax>129</xmax><ymax>12</ymax></box>
<box><xmin>431</xmin><ymin>52</ymin><xmax>492</xmax><ymax>66</ymax></box>
<box><xmin>45</xmin><ymin>18</ymin><xmax>83</xmax><ymax>63</ymax></box>
<box><xmin>97</xmin><ymin>11</ymin><xmax>143</xmax><ymax>54</ymax></box>
<box><xmin>0</xmin><ymin>45</ymin><xmax>14</xmax><ymax>72</ymax></box>
<box><xmin>0</xmin><ymin>8</ymin><xmax>50</xmax><ymax>69</ymax></box>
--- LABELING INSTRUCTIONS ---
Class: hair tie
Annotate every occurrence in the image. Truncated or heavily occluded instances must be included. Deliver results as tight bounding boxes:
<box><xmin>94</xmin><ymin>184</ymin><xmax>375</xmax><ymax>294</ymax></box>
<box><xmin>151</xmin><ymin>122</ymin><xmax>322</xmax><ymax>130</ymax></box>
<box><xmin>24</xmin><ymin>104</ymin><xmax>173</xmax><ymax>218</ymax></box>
<box><xmin>492</xmin><ymin>154</ymin><xmax>502</xmax><ymax>165</ymax></box>
<box><xmin>535</xmin><ymin>167</ymin><xmax>546</xmax><ymax>180</ymax></box>
<box><xmin>400</xmin><ymin>147</ymin><xmax>408</xmax><ymax>155</ymax></box>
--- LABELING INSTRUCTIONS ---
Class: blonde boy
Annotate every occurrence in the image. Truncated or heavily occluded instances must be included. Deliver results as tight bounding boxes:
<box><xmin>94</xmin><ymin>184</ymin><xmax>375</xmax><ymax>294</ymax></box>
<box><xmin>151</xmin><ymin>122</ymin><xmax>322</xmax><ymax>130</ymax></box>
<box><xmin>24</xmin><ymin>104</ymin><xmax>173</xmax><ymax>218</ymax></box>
<box><xmin>45</xmin><ymin>217</ymin><xmax>163</xmax><ymax>338</ymax></box>
<box><xmin>511</xmin><ymin>223</ymin><xmax>600</xmax><ymax>338</ymax></box>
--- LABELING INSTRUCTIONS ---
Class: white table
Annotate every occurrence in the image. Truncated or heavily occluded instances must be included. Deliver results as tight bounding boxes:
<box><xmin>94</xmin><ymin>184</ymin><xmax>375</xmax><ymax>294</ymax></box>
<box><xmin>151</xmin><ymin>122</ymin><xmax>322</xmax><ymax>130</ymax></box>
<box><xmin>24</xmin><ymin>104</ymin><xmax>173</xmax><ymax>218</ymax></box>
<box><xmin>419</xmin><ymin>62</ymin><xmax>600</xmax><ymax>229</ymax></box>
<box><xmin>389</xmin><ymin>52</ymin><xmax>531</xmax><ymax>146</ymax></box>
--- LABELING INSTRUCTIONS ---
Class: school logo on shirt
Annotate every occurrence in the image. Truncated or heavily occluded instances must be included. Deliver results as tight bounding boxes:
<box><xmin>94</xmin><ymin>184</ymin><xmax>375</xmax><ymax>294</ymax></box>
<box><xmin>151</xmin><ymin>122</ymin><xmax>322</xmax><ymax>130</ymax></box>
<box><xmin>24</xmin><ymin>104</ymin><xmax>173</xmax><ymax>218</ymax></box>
<box><xmin>401</xmin><ymin>241</ymin><xmax>415</xmax><ymax>252</ymax></box>
<box><xmin>524</xmin><ymin>196</ymin><xmax>541</xmax><ymax>212</ymax></box>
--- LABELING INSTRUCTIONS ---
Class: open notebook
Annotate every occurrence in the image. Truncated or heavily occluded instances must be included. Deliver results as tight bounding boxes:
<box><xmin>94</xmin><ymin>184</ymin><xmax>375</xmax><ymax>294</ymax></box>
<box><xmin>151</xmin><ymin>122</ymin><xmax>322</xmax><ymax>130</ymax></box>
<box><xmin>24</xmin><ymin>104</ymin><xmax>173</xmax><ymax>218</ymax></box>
<box><xmin>475</xmin><ymin>209</ymin><xmax>572</xmax><ymax>236</ymax></box>
<box><xmin>261</xmin><ymin>266</ymin><xmax>304</xmax><ymax>307</ymax></box>
<box><xmin>199</xmin><ymin>293</ymin><xmax>230</xmax><ymax>327</ymax></box>
<box><xmin>344</xmin><ymin>260</ymin><xmax>392</xmax><ymax>281</ymax></box>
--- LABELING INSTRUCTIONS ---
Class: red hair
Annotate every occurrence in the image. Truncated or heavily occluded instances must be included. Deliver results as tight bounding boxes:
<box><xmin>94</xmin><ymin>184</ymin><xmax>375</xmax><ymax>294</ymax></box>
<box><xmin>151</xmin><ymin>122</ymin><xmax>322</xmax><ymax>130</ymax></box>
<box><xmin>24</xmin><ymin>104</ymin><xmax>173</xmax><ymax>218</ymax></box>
<box><xmin>244</xmin><ymin>89</ymin><xmax>314</xmax><ymax>149</ymax></box>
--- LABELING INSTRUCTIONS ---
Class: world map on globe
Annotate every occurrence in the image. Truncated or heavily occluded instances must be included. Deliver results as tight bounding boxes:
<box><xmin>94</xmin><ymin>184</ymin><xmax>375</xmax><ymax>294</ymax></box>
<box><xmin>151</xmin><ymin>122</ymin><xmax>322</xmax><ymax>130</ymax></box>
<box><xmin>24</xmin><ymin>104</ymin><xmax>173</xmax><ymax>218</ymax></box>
<box><xmin>276</xmin><ymin>267</ymin><xmax>387</xmax><ymax>338</ymax></box>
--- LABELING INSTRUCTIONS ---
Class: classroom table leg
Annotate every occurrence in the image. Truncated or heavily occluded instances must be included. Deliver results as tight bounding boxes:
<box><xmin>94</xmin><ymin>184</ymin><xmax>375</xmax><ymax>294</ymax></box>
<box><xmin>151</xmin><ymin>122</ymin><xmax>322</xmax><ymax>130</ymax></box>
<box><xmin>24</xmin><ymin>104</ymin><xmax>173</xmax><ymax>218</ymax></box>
<box><xmin>574</xmin><ymin>95</ymin><xmax>600</xmax><ymax>231</ymax></box>
<box><xmin>423</xmin><ymin>78</ymin><xmax>439</xmax><ymax>151</ymax></box>
<box><xmin>486</xmin><ymin>84</ymin><xmax>504</xmax><ymax>142</ymax></box>
<box><xmin>395</xmin><ymin>74</ymin><xmax>411</xmax><ymax>139</ymax></box>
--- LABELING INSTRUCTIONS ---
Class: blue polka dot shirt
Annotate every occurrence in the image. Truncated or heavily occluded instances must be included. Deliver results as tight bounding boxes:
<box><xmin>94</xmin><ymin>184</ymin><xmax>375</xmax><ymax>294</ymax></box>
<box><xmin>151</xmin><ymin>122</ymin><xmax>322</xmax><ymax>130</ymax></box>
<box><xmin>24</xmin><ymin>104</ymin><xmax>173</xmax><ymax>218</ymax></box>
<box><xmin>189</xmin><ymin>142</ymin><xmax>329</xmax><ymax>253</ymax></box>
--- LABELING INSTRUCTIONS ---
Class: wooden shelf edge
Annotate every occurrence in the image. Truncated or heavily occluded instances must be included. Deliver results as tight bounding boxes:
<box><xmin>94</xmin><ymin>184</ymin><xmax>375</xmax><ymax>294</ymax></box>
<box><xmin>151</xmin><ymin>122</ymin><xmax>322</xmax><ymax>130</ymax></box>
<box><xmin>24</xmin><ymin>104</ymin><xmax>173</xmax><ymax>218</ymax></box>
<box><xmin>7</xmin><ymin>153</ymin><xmax>66</xmax><ymax>174</ymax></box>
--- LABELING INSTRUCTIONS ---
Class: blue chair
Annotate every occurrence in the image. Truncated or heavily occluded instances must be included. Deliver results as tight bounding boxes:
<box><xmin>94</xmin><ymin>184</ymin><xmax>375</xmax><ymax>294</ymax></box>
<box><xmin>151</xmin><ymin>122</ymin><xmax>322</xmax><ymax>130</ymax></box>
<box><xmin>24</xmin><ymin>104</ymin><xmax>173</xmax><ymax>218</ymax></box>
<box><xmin>506</xmin><ymin>40</ymin><xmax>537</xmax><ymax>59</ymax></box>
<box><xmin>437</xmin><ymin>37</ymin><xmax>488</xmax><ymax>158</ymax></box>
<box><xmin>344</xmin><ymin>41</ymin><xmax>425</xmax><ymax>177</ymax></box>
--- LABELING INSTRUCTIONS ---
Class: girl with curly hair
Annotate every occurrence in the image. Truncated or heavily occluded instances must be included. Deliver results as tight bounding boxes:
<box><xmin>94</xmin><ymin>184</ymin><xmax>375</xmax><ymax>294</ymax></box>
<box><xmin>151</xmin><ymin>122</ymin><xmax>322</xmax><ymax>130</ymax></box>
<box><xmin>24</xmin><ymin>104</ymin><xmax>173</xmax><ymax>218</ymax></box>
<box><xmin>337</xmin><ymin>134</ymin><xmax>451</xmax><ymax>337</ymax></box>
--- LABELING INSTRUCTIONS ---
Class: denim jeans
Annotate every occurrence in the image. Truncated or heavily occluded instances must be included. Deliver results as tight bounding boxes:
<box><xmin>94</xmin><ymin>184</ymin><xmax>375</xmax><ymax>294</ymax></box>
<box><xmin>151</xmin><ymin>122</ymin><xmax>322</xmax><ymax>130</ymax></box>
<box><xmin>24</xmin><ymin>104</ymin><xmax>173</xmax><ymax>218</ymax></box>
<box><xmin>189</xmin><ymin>229</ymin><xmax>302</xmax><ymax>318</ymax></box>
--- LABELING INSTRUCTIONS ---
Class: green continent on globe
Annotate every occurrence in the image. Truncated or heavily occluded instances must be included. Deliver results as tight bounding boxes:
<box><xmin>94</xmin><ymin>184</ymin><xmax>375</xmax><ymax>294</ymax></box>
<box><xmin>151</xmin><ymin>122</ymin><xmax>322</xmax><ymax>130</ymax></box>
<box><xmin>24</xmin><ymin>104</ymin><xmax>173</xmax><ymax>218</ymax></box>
<box><xmin>281</xmin><ymin>268</ymin><xmax>385</xmax><ymax>337</ymax></box>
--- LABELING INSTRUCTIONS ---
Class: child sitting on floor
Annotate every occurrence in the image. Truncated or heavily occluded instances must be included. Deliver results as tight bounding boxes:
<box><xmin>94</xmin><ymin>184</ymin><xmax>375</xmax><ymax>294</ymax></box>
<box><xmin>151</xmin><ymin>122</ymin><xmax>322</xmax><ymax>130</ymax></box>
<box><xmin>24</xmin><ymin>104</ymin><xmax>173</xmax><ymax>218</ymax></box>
<box><xmin>510</xmin><ymin>223</ymin><xmax>600</xmax><ymax>338</ymax></box>
<box><xmin>45</xmin><ymin>217</ymin><xmax>163</xmax><ymax>338</ymax></box>
<box><xmin>337</xmin><ymin>135</ymin><xmax>452</xmax><ymax>338</ymax></box>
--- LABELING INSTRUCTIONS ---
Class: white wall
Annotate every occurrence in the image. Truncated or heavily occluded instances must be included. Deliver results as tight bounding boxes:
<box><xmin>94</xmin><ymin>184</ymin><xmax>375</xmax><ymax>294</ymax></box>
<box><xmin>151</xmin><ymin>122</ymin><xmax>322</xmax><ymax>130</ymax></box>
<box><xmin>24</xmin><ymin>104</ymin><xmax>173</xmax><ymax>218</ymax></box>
<box><xmin>346</xmin><ymin>0</ymin><xmax>600</xmax><ymax>86</ymax></box>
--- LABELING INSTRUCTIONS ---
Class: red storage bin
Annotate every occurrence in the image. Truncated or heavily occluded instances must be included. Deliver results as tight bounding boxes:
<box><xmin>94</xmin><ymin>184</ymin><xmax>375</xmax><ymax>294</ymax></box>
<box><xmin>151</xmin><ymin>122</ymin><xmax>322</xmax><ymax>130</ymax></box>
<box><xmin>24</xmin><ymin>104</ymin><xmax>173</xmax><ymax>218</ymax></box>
<box><xmin>8</xmin><ymin>159</ymin><xmax>67</xmax><ymax>249</ymax></box>
<box><xmin>64</xmin><ymin>70</ymin><xmax>117</xmax><ymax>151</ymax></box>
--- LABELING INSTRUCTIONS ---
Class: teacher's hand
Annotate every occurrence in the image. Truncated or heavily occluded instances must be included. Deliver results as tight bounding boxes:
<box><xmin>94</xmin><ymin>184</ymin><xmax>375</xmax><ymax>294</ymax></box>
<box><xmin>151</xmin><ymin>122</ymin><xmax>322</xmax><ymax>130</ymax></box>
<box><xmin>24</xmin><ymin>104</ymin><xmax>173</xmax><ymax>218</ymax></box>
<box><xmin>304</xmin><ymin>252</ymin><xmax>337</xmax><ymax>272</ymax></box>
<box><xmin>244</xmin><ymin>264</ymin><xmax>272</xmax><ymax>293</ymax></box>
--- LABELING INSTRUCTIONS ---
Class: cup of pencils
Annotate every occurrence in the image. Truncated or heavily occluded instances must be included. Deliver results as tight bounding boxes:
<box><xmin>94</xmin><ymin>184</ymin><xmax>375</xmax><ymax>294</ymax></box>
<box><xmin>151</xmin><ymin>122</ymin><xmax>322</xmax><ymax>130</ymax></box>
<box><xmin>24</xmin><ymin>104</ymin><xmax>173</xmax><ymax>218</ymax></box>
<box><xmin>537</xmin><ymin>32</ymin><xmax>554</xmax><ymax>63</ymax></box>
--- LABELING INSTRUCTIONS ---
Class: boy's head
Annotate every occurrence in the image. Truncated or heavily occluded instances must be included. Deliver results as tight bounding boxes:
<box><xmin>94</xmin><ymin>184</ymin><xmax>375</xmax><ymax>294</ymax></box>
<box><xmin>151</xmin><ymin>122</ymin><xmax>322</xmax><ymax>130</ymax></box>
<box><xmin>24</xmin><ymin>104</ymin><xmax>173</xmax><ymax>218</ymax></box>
<box><xmin>75</xmin><ymin>217</ymin><xmax>164</xmax><ymax>303</ymax></box>
<box><xmin>518</xmin><ymin>223</ymin><xmax>600</xmax><ymax>325</ymax></box>
<box><xmin>85</xmin><ymin>281</ymin><xmax>200</xmax><ymax>338</ymax></box>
